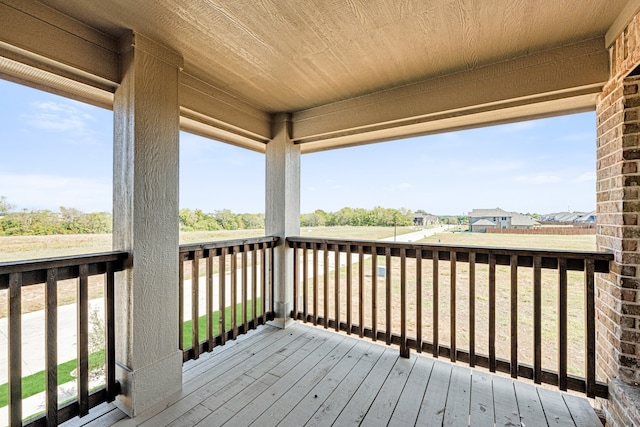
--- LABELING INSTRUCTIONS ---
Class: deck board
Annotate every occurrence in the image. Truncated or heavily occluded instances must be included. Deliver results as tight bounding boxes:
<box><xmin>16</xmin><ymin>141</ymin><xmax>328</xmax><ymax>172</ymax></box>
<box><xmin>415</xmin><ymin>358</ymin><xmax>452</xmax><ymax>426</ymax></box>
<box><xmin>469</xmin><ymin>370</ymin><xmax>495</xmax><ymax>427</ymax></box>
<box><xmin>538</xmin><ymin>387</ymin><xmax>576</xmax><ymax>426</ymax></box>
<box><xmin>443</xmin><ymin>365</ymin><xmax>472</xmax><ymax>426</ymax></box>
<box><xmin>387</xmin><ymin>356</ymin><xmax>434</xmax><ymax>426</ymax></box>
<box><xmin>303</xmin><ymin>343</ymin><xmax>386</xmax><ymax>427</ymax></box>
<box><xmin>360</xmin><ymin>353</ymin><xmax>416</xmax><ymax>426</ymax></box>
<box><xmin>514</xmin><ymin>380</ymin><xmax>548</xmax><ymax>427</ymax></box>
<box><xmin>73</xmin><ymin>323</ymin><xmax>603</xmax><ymax>427</ymax></box>
<box><xmin>493</xmin><ymin>375</ymin><xmax>521</xmax><ymax>427</ymax></box>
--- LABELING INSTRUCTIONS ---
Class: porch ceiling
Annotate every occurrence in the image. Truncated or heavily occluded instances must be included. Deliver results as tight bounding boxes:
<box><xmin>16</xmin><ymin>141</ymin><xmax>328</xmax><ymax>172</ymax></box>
<box><xmin>0</xmin><ymin>0</ymin><xmax>636</xmax><ymax>152</ymax></box>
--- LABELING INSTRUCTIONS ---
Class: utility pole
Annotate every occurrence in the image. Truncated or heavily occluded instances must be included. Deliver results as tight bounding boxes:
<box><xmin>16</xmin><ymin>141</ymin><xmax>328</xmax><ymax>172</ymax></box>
<box><xmin>394</xmin><ymin>216</ymin><xmax>397</xmax><ymax>242</ymax></box>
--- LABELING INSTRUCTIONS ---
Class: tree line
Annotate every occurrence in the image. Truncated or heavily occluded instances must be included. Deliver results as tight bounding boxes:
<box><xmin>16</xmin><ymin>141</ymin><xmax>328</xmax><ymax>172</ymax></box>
<box><xmin>0</xmin><ymin>196</ymin><xmax>420</xmax><ymax>236</ymax></box>
<box><xmin>300</xmin><ymin>207</ymin><xmax>414</xmax><ymax>227</ymax></box>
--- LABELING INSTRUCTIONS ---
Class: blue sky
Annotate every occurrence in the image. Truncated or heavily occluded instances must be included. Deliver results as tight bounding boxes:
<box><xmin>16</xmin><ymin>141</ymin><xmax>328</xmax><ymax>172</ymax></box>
<box><xmin>1</xmin><ymin>78</ymin><xmax>596</xmax><ymax>215</ymax></box>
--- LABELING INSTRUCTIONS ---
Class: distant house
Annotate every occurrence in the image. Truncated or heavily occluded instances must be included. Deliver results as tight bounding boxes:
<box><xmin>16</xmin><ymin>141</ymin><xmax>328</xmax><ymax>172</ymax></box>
<box><xmin>575</xmin><ymin>210</ymin><xmax>596</xmax><ymax>223</ymax></box>
<box><xmin>468</xmin><ymin>208</ymin><xmax>539</xmax><ymax>232</ymax></box>
<box><xmin>413</xmin><ymin>214</ymin><xmax>439</xmax><ymax>226</ymax></box>
<box><xmin>540</xmin><ymin>211</ymin><xmax>596</xmax><ymax>223</ymax></box>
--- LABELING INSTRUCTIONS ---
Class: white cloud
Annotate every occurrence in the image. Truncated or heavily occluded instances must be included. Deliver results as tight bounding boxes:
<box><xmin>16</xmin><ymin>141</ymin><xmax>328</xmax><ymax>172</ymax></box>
<box><xmin>514</xmin><ymin>174</ymin><xmax>561</xmax><ymax>184</ymax></box>
<box><xmin>499</xmin><ymin>121</ymin><xmax>537</xmax><ymax>133</ymax></box>
<box><xmin>469</xmin><ymin>161</ymin><xmax>523</xmax><ymax>174</ymax></box>
<box><xmin>383</xmin><ymin>182</ymin><xmax>413</xmax><ymax>191</ymax></box>
<box><xmin>0</xmin><ymin>173</ymin><xmax>111</xmax><ymax>212</ymax></box>
<box><xmin>22</xmin><ymin>100</ymin><xmax>100</xmax><ymax>144</ymax></box>
<box><xmin>557</xmin><ymin>132</ymin><xmax>594</xmax><ymax>142</ymax></box>
<box><xmin>572</xmin><ymin>171</ymin><xmax>596</xmax><ymax>183</ymax></box>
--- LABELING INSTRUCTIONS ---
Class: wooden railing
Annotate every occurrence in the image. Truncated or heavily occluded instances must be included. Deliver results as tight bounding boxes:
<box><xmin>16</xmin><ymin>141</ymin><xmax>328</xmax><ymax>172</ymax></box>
<box><xmin>287</xmin><ymin>237</ymin><xmax>613</xmax><ymax>398</ymax></box>
<box><xmin>179</xmin><ymin>236</ymin><xmax>278</xmax><ymax>362</ymax></box>
<box><xmin>0</xmin><ymin>252</ymin><xmax>128</xmax><ymax>427</ymax></box>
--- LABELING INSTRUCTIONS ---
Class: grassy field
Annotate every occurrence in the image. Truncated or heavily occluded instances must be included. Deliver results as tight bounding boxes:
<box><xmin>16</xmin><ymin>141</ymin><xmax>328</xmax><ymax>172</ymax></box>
<box><xmin>0</xmin><ymin>226</ymin><xmax>418</xmax><ymax>317</ymax></box>
<box><xmin>0</xmin><ymin>226</ymin><xmax>419</xmax><ymax>263</ymax></box>
<box><xmin>418</xmin><ymin>230</ymin><xmax>596</xmax><ymax>251</ymax></box>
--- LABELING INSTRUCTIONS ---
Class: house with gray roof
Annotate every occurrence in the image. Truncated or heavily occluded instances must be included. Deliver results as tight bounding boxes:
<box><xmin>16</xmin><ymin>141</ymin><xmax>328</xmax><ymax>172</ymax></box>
<box><xmin>468</xmin><ymin>208</ymin><xmax>539</xmax><ymax>232</ymax></box>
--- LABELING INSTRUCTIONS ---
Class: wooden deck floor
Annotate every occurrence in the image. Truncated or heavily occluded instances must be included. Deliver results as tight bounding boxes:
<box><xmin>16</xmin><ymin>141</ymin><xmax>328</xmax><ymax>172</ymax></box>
<box><xmin>63</xmin><ymin>322</ymin><xmax>603</xmax><ymax>427</ymax></box>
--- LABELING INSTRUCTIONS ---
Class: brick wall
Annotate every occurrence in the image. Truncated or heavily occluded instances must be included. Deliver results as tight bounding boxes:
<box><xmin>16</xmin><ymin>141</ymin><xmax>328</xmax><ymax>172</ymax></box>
<box><xmin>596</xmin><ymin>11</ymin><xmax>640</xmax><ymax>426</ymax></box>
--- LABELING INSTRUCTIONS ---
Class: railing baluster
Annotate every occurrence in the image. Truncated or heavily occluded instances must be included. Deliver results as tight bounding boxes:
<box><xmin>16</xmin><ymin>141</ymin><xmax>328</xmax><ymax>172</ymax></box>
<box><xmin>416</xmin><ymin>249</ymin><xmax>422</xmax><ymax>353</ymax></box>
<box><xmin>105</xmin><ymin>262</ymin><xmax>116</xmax><ymax>402</ymax></box>
<box><xmin>206</xmin><ymin>251</ymin><xmax>214</xmax><ymax>349</ymax></box>
<box><xmin>252</xmin><ymin>246</ymin><xmax>257</xmax><ymax>326</ymax></box>
<box><xmin>293</xmin><ymin>246</ymin><xmax>298</xmax><ymax>319</ymax></box>
<box><xmin>281</xmin><ymin>236</ymin><xmax>612</xmax><ymax>399</ymax></box>
<box><xmin>334</xmin><ymin>245</ymin><xmax>340</xmax><ymax>332</ymax></box>
<box><xmin>242</xmin><ymin>246</ymin><xmax>248</xmax><ymax>333</ymax></box>
<box><xmin>585</xmin><ymin>258</ymin><xmax>596</xmax><ymax>398</ymax></box>
<box><xmin>9</xmin><ymin>272</ymin><xmax>22</xmax><ymax>427</ymax></box>
<box><xmin>385</xmin><ymin>246</ymin><xmax>392</xmax><ymax>345</ymax></box>
<box><xmin>469</xmin><ymin>252</ymin><xmax>475</xmax><ymax>367</ymax></box>
<box><xmin>450</xmin><ymin>251</ymin><xmax>457</xmax><ymax>363</ymax></box>
<box><xmin>433</xmin><ymin>250</ymin><xmax>439</xmax><ymax>357</ymax></box>
<box><xmin>178</xmin><ymin>255</ymin><xmax>184</xmax><ymax>351</ymax></box>
<box><xmin>270</xmin><ymin>244</ymin><xmax>275</xmax><ymax>315</ymax></box>
<box><xmin>46</xmin><ymin>268</ymin><xmax>58</xmax><ymax>426</ymax></box>
<box><xmin>559</xmin><ymin>257</ymin><xmax>568</xmax><ymax>391</ymax></box>
<box><xmin>78</xmin><ymin>264</ymin><xmax>89</xmax><ymax>417</ymax></box>
<box><xmin>219</xmin><ymin>248</ymin><xmax>227</xmax><ymax>345</ymax></box>
<box><xmin>400</xmin><ymin>248</ymin><xmax>409</xmax><ymax>357</ymax></box>
<box><xmin>1</xmin><ymin>251</ymin><xmax>128</xmax><ymax>425</ymax></box>
<box><xmin>261</xmin><ymin>246</ymin><xmax>267</xmax><ymax>319</ymax></box>
<box><xmin>534</xmin><ymin>255</ymin><xmax>542</xmax><ymax>384</ymax></box>
<box><xmin>313</xmin><ymin>245</ymin><xmax>318</xmax><ymax>326</ymax></box>
<box><xmin>191</xmin><ymin>251</ymin><xmax>200</xmax><ymax>359</ymax></box>
<box><xmin>489</xmin><ymin>253</ymin><xmax>496</xmax><ymax>372</ymax></box>
<box><xmin>510</xmin><ymin>254</ymin><xmax>518</xmax><ymax>379</ymax></box>
<box><xmin>231</xmin><ymin>247</ymin><xmax>238</xmax><ymax>339</ymax></box>
<box><xmin>347</xmin><ymin>244</ymin><xmax>352</xmax><ymax>335</ymax></box>
<box><xmin>359</xmin><ymin>247</ymin><xmax>364</xmax><ymax>338</ymax></box>
<box><xmin>371</xmin><ymin>246</ymin><xmax>377</xmax><ymax>341</ymax></box>
<box><xmin>303</xmin><ymin>247</ymin><xmax>308</xmax><ymax>322</ymax></box>
<box><xmin>324</xmin><ymin>243</ymin><xmax>329</xmax><ymax>329</ymax></box>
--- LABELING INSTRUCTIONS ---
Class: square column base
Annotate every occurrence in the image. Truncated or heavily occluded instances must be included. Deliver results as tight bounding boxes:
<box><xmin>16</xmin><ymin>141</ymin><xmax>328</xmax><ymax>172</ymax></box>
<box><xmin>114</xmin><ymin>350</ymin><xmax>183</xmax><ymax>417</ymax></box>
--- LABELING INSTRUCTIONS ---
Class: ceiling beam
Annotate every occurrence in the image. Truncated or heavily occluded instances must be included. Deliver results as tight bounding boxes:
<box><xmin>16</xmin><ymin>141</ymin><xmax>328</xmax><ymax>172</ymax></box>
<box><xmin>292</xmin><ymin>38</ymin><xmax>608</xmax><ymax>151</ymax></box>
<box><xmin>179</xmin><ymin>73</ymin><xmax>272</xmax><ymax>147</ymax></box>
<box><xmin>0</xmin><ymin>0</ymin><xmax>119</xmax><ymax>91</ymax></box>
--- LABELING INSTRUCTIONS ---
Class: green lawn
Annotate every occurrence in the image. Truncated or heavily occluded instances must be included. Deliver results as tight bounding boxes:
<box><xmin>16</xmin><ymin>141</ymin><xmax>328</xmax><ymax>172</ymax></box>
<box><xmin>0</xmin><ymin>298</ymin><xmax>263</xmax><ymax>409</ymax></box>
<box><xmin>182</xmin><ymin>298</ymin><xmax>262</xmax><ymax>348</ymax></box>
<box><xmin>0</xmin><ymin>350</ymin><xmax>105</xmax><ymax>408</ymax></box>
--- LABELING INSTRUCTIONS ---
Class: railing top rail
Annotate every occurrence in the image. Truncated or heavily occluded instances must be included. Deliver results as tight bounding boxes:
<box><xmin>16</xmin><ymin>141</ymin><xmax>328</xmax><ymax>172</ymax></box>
<box><xmin>286</xmin><ymin>236</ymin><xmax>614</xmax><ymax>261</ymax></box>
<box><xmin>0</xmin><ymin>251</ymin><xmax>129</xmax><ymax>275</ymax></box>
<box><xmin>179</xmin><ymin>236</ymin><xmax>279</xmax><ymax>253</ymax></box>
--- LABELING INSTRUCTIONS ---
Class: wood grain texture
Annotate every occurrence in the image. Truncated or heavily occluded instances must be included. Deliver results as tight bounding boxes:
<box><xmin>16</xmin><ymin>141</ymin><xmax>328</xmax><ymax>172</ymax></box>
<box><xmin>62</xmin><ymin>323</ymin><xmax>605</xmax><ymax>427</ymax></box>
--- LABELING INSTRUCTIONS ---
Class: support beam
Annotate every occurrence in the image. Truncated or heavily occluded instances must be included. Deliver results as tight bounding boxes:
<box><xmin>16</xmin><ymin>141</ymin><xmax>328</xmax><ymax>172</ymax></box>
<box><xmin>266</xmin><ymin>113</ymin><xmax>300</xmax><ymax>328</ymax></box>
<box><xmin>293</xmin><ymin>37</ymin><xmax>608</xmax><ymax>152</ymax></box>
<box><xmin>0</xmin><ymin>0</ymin><xmax>119</xmax><ymax>90</ymax></box>
<box><xmin>180</xmin><ymin>73</ymin><xmax>271</xmax><ymax>149</ymax></box>
<box><xmin>112</xmin><ymin>32</ymin><xmax>183</xmax><ymax>417</ymax></box>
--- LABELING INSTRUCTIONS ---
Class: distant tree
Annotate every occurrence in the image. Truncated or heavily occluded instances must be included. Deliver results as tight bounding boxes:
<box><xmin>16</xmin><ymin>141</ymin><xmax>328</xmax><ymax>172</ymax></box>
<box><xmin>239</xmin><ymin>213</ymin><xmax>265</xmax><ymax>229</ymax></box>
<box><xmin>214</xmin><ymin>209</ymin><xmax>240</xmax><ymax>230</ymax></box>
<box><xmin>0</xmin><ymin>196</ymin><xmax>13</xmax><ymax>214</ymax></box>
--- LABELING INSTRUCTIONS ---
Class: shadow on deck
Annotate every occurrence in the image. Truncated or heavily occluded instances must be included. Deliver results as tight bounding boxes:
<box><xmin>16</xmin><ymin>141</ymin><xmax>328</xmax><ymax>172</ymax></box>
<box><xmin>61</xmin><ymin>322</ymin><xmax>603</xmax><ymax>427</ymax></box>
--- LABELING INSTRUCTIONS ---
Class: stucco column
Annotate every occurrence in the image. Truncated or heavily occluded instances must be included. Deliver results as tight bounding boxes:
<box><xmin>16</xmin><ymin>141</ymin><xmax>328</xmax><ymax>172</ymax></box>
<box><xmin>266</xmin><ymin>113</ymin><xmax>300</xmax><ymax>328</ymax></box>
<box><xmin>595</xmin><ymin>13</ymin><xmax>640</xmax><ymax>427</ymax></box>
<box><xmin>112</xmin><ymin>32</ymin><xmax>183</xmax><ymax>416</ymax></box>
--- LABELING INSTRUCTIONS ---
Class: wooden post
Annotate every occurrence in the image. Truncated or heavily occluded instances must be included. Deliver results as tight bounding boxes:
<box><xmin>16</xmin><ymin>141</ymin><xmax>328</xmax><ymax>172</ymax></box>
<box><xmin>266</xmin><ymin>113</ymin><xmax>300</xmax><ymax>328</ymax></box>
<box><xmin>112</xmin><ymin>32</ymin><xmax>183</xmax><ymax>416</ymax></box>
